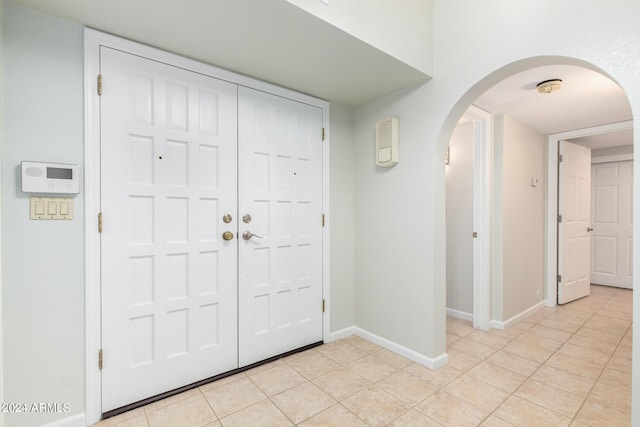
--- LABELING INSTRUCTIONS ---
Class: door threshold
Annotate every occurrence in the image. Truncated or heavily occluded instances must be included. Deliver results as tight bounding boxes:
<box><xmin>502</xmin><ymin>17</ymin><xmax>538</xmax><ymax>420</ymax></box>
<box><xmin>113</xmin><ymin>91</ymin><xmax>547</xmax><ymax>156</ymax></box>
<box><xmin>101</xmin><ymin>341</ymin><xmax>323</xmax><ymax>420</ymax></box>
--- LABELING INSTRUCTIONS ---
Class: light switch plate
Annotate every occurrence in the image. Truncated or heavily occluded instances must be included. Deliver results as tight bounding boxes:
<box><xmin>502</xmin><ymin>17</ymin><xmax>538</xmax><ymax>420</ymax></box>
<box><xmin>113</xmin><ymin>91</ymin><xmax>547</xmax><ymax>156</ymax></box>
<box><xmin>30</xmin><ymin>196</ymin><xmax>74</xmax><ymax>220</ymax></box>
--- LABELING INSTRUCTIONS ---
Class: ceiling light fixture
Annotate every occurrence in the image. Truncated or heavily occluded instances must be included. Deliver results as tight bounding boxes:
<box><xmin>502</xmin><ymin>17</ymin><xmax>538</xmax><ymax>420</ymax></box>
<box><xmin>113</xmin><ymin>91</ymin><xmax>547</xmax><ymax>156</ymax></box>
<box><xmin>537</xmin><ymin>79</ymin><xmax>563</xmax><ymax>94</ymax></box>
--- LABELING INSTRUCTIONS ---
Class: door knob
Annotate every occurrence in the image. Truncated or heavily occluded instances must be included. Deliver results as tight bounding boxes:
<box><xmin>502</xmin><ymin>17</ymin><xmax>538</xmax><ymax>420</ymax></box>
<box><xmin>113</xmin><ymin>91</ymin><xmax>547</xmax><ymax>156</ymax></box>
<box><xmin>242</xmin><ymin>231</ymin><xmax>263</xmax><ymax>240</ymax></box>
<box><xmin>222</xmin><ymin>231</ymin><xmax>234</xmax><ymax>241</ymax></box>
<box><xmin>587</xmin><ymin>227</ymin><xmax>594</xmax><ymax>232</ymax></box>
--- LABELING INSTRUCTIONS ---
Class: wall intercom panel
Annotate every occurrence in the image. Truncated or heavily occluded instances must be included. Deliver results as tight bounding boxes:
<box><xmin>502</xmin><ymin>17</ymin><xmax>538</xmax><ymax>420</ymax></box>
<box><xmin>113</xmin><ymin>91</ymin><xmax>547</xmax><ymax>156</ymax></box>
<box><xmin>375</xmin><ymin>117</ymin><xmax>399</xmax><ymax>167</ymax></box>
<box><xmin>21</xmin><ymin>161</ymin><xmax>80</xmax><ymax>194</ymax></box>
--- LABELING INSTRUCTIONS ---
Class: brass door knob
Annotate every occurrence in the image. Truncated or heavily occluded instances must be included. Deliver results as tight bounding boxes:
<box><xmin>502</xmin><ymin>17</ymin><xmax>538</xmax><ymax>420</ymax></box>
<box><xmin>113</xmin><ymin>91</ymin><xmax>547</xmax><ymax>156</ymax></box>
<box><xmin>222</xmin><ymin>231</ymin><xmax>234</xmax><ymax>241</ymax></box>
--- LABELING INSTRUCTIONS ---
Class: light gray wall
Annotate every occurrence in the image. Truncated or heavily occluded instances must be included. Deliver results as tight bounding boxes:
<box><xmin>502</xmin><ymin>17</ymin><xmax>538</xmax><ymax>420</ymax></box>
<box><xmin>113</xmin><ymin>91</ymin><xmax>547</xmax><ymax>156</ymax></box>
<box><xmin>329</xmin><ymin>102</ymin><xmax>356</xmax><ymax>331</ymax></box>
<box><xmin>353</xmin><ymin>83</ymin><xmax>441</xmax><ymax>357</ymax></box>
<box><xmin>494</xmin><ymin>115</ymin><xmax>546</xmax><ymax>321</ymax></box>
<box><xmin>446</xmin><ymin>121</ymin><xmax>473</xmax><ymax>316</ymax></box>
<box><xmin>592</xmin><ymin>144</ymin><xmax>634</xmax><ymax>159</ymax></box>
<box><xmin>2</xmin><ymin>2</ymin><xmax>84</xmax><ymax>426</ymax></box>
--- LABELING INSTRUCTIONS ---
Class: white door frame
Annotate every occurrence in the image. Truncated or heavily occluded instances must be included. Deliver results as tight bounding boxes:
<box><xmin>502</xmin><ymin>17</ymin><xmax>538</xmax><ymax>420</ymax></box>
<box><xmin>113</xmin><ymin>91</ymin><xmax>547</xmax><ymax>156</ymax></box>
<box><xmin>463</xmin><ymin>105</ymin><xmax>492</xmax><ymax>330</ymax></box>
<box><xmin>84</xmin><ymin>28</ymin><xmax>331</xmax><ymax>425</ymax></box>
<box><xmin>545</xmin><ymin>120</ymin><xmax>633</xmax><ymax>306</ymax></box>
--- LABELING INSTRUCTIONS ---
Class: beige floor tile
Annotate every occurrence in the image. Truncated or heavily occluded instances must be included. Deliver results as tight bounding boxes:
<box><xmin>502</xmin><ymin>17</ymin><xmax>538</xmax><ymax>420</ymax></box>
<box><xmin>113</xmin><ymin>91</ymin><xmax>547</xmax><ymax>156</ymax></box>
<box><xmin>219</xmin><ymin>400</ymin><xmax>292</xmax><ymax>427</ymax></box>
<box><xmin>199</xmin><ymin>372</ymin><xmax>247</xmax><ymax>392</ymax></box>
<box><xmin>514</xmin><ymin>379</ymin><xmax>583</xmax><ymax>418</ymax></box>
<box><xmin>530</xmin><ymin>365</ymin><xmax>595</xmax><ymax>397</ymax></box>
<box><xmin>376</xmin><ymin>369</ymin><xmax>437</xmax><ymax>406</ymax></box>
<box><xmin>403</xmin><ymin>363</ymin><xmax>462</xmax><ymax>389</ymax></box>
<box><xmin>343</xmin><ymin>335</ymin><xmax>384</xmax><ymax>353</ymax></box>
<box><xmin>527</xmin><ymin>325</ymin><xmax>572</xmax><ymax>343</ymax></box>
<box><xmin>557</xmin><ymin>342</ymin><xmax>611</xmax><ymax>367</ymax></box>
<box><xmin>465</xmin><ymin>330</ymin><xmax>511</xmax><ymax>348</ymax></box>
<box><xmin>202</xmin><ymin>376</ymin><xmax>266</xmax><ymax>418</ymax></box>
<box><xmin>143</xmin><ymin>388</ymin><xmax>202</xmax><ymax>412</ymax></box>
<box><xmin>443</xmin><ymin>374</ymin><xmax>509</xmax><ymax>412</ymax></box>
<box><xmin>538</xmin><ymin>317</ymin><xmax>583</xmax><ymax>334</ymax></box>
<box><xmin>493</xmin><ymin>395</ymin><xmax>571</xmax><ymax>427</ymax></box>
<box><xmin>284</xmin><ymin>348</ymin><xmax>340</xmax><ymax>379</ymax></box>
<box><xmin>375</xmin><ymin>348</ymin><xmax>414</xmax><ymax>370</ymax></box>
<box><xmin>588</xmin><ymin>381</ymin><xmax>631</xmax><ymax>414</ymax></box>
<box><xmin>415</xmin><ymin>390</ymin><xmax>488</xmax><ymax>426</ymax></box>
<box><xmin>584</xmin><ymin>314</ymin><xmax>631</xmax><ymax>335</ymax></box>
<box><xmin>606</xmin><ymin>355</ymin><xmax>632</xmax><ymax>374</ymax></box>
<box><xmin>598</xmin><ymin>367</ymin><xmax>631</xmax><ymax>392</ymax></box>
<box><xmin>242</xmin><ymin>359</ymin><xmax>285</xmax><ymax>376</ymax></box>
<box><xmin>146</xmin><ymin>394</ymin><xmax>216</xmax><ymax>427</ymax></box>
<box><xmin>480</xmin><ymin>415</ymin><xmax>515</xmax><ymax>426</ymax></box>
<box><xmin>298</xmin><ymin>404</ymin><xmax>367</xmax><ymax>427</ymax></box>
<box><xmin>316</xmin><ymin>340</ymin><xmax>369</xmax><ymax>365</ymax></box>
<box><xmin>568</xmin><ymin>334</ymin><xmax>618</xmax><ymax>354</ymax></box>
<box><xmin>544</xmin><ymin>352</ymin><xmax>603</xmax><ymax>380</ymax></box>
<box><xmin>387</xmin><ymin>409</ymin><xmax>442</xmax><ymax>427</ymax></box>
<box><xmin>614</xmin><ymin>342</ymin><xmax>633</xmax><ymax>360</ymax></box>
<box><xmin>501</xmin><ymin>337</ymin><xmax>554</xmax><ymax>363</ymax></box>
<box><xmin>573</xmin><ymin>398</ymin><xmax>631</xmax><ymax>426</ymax></box>
<box><xmin>347</xmin><ymin>353</ymin><xmax>400</xmax><ymax>382</ymax></box>
<box><xmin>271</xmin><ymin>382</ymin><xmax>336</xmax><ymax>424</ymax></box>
<box><xmin>486</xmin><ymin>326</ymin><xmax>526</xmax><ymax>340</ymax></box>
<box><xmin>311</xmin><ymin>367</ymin><xmax>371</xmax><ymax>401</ymax></box>
<box><xmin>96</xmin><ymin>408</ymin><xmax>148</xmax><ymax>427</ymax></box>
<box><xmin>517</xmin><ymin>332</ymin><xmax>564</xmax><ymax>353</ymax></box>
<box><xmin>447</xmin><ymin>320</ymin><xmax>476</xmax><ymax>338</ymax></box>
<box><xmin>449</xmin><ymin>336</ymin><xmax>498</xmax><ymax>359</ymax></box>
<box><xmin>342</xmin><ymin>386</ymin><xmax>411</xmax><ymax>427</ymax></box>
<box><xmin>575</xmin><ymin>326</ymin><xmax>625</xmax><ymax>343</ymax></box>
<box><xmin>248</xmin><ymin>363</ymin><xmax>307</xmax><ymax>396</ymax></box>
<box><xmin>447</xmin><ymin>332</ymin><xmax>463</xmax><ymax>345</ymax></box>
<box><xmin>467</xmin><ymin>361</ymin><xmax>527</xmax><ymax>393</ymax></box>
<box><xmin>446</xmin><ymin>349</ymin><xmax>482</xmax><ymax>372</ymax></box>
<box><xmin>486</xmin><ymin>349</ymin><xmax>541</xmax><ymax>377</ymax></box>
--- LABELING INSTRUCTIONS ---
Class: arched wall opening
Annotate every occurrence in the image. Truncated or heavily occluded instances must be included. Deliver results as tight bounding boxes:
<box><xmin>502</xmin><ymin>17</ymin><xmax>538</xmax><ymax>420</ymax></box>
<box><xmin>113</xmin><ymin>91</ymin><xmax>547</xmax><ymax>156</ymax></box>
<box><xmin>436</xmin><ymin>53</ymin><xmax>636</xmax><ymax>418</ymax></box>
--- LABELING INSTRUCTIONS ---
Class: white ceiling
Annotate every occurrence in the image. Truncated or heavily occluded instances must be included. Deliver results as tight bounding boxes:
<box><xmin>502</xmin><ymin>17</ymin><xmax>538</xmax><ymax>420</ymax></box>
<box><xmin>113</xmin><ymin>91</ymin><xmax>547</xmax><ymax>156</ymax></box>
<box><xmin>9</xmin><ymin>0</ymin><xmax>429</xmax><ymax>107</ymax></box>
<box><xmin>475</xmin><ymin>65</ymin><xmax>633</xmax><ymax>149</ymax></box>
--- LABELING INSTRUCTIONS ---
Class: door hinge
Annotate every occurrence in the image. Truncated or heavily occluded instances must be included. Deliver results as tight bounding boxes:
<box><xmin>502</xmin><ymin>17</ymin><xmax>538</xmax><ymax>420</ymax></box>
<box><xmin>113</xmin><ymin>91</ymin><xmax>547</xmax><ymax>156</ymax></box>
<box><xmin>322</xmin><ymin>128</ymin><xmax>325</xmax><ymax>141</ymax></box>
<box><xmin>558</xmin><ymin>214</ymin><xmax>562</xmax><ymax>223</ymax></box>
<box><xmin>97</xmin><ymin>74</ymin><xmax>103</xmax><ymax>96</ymax></box>
<box><xmin>98</xmin><ymin>349</ymin><xmax>103</xmax><ymax>370</ymax></box>
<box><xmin>557</xmin><ymin>274</ymin><xmax>562</xmax><ymax>283</ymax></box>
<box><xmin>322</xmin><ymin>213</ymin><xmax>325</xmax><ymax>227</ymax></box>
<box><xmin>322</xmin><ymin>299</ymin><xmax>325</xmax><ymax>313</ymax></box>
<box><xmin>98</xmin><ymin>212</ymin><xmax>103</xmax><ymax>233</ymax></box>
<box><xmin>558</xmin><ymin>154</ymin><xmax>563</xmax><ymax>163</ymax></box>
<box><xmin>472</xmin><ymin>231</ymin><xmax>478</xmax><ymax>238</ymax></box>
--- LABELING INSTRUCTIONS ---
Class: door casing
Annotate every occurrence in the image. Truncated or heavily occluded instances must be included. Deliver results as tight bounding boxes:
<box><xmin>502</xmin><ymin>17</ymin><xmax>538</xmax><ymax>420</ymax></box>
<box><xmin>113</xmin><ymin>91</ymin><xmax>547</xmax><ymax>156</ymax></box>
<box><xmin>545</xmin><ymin>120</ymin><xmax>633</xmax><ymax>306</ymax></box>
<box><xmin>84</xmin><ymin>28</ymin><xmax>331</xmax><ymax>425</ymax></box>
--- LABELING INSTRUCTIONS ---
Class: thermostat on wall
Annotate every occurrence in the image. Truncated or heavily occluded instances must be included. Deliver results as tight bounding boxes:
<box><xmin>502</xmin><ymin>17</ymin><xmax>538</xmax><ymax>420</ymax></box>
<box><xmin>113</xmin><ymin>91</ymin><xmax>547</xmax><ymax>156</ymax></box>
<box><xmin>21</xmin><ymin>161</ymin><xmax>80</xmax><ymax>194</ymax></box>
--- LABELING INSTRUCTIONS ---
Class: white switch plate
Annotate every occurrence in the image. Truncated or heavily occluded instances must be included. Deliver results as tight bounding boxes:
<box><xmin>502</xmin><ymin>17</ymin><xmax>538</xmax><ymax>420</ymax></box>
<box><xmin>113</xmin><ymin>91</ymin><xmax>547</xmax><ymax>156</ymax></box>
<box><xmin>30</xmin><ymin>196</ymin><xmax>74</xmax><ymax>220</ymax></box>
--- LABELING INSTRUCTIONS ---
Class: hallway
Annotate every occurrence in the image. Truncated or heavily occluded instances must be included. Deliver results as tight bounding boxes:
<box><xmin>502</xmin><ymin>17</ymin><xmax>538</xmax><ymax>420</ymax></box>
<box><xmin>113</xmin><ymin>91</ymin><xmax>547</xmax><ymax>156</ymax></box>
<box><xmin>94</xmin><ymin>285</ymin><xmax>631</xmax><ymax>426</ymax></box>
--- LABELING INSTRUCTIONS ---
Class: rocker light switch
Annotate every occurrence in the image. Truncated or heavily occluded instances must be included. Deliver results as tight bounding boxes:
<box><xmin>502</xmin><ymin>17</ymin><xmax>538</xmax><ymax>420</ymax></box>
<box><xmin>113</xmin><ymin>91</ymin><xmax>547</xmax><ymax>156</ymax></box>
<box><xmin>30</xmin><ymin>196</ymin><xmax>74</xmax><ymax>220</ymax></box>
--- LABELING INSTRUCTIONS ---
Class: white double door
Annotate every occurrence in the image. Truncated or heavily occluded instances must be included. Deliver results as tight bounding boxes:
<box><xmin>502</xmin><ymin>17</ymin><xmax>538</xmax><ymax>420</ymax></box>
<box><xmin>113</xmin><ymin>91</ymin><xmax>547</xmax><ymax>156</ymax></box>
<box><xmin>100</xmin><ymin>48</ymin><xmax>323</xmax><ymax>411</ymax></box>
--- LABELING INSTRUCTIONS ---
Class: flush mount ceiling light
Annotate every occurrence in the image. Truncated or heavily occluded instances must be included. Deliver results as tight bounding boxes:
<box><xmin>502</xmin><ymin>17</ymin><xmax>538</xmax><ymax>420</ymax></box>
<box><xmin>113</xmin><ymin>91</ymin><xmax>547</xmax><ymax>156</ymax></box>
<box><xmin>537</xmin><ymin>79</ymin><xmax>563</xmax><ymax>94</ymax></box>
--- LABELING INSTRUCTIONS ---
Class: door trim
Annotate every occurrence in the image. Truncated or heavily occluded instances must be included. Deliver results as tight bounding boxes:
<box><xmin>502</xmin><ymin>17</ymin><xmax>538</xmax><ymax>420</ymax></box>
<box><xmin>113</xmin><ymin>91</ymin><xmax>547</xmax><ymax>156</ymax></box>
<box><xmin>84</xmin><ymin>28</ymin><xmax>330</xmax><ymax>425</ymax></box>
<box><xmin>545</xmin><ymin>120</ymin><xmax>633</xmax><ymax>306</ymax></box>
<box><xmin>464</xmin><ymin>105</ymin><xmax>492</xmax><ymax>330</ymax></box>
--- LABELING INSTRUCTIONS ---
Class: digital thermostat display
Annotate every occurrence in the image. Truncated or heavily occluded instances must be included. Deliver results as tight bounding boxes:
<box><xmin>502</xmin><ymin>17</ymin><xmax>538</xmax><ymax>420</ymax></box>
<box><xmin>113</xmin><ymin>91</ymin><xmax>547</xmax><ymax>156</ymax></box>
<box><xmin>47</xmin><ymin>167</ymin><xmax>73</xmax><ymax>180</ymax></box>
<box><xmin>21</xmin><ymin>161</ymin><xmax>80</xmax><ymax>194</ymax></box>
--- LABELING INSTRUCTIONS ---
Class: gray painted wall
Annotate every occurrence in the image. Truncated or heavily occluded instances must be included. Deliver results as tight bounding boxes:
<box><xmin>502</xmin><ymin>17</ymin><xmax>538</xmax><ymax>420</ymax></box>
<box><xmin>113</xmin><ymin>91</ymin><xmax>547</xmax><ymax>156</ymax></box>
<box><xmin>2</xmin><ymin>3</ymin><xmax>84</xmax><ymax>426</ymax></box>
<box><xmin>446</xmin><ymin>121</ymin><xmax>474</xmax><ymax>316</ymax></box>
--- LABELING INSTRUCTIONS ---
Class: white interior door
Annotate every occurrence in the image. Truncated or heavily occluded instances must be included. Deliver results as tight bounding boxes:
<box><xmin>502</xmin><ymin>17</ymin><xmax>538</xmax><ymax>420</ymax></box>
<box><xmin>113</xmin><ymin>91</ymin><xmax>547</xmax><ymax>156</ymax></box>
<box><xmin>591</xmin><ymin>161</ymin><xmax>633</xmax><ymax>288</ymax></box>
<box><xmin>238</xmin><ymin>87</ymin><xmax>324</xmax><ymax>367</ymax></box>
<box><xmin>558</xmin><ymin>140</ymin><xmax>592</xmax><ymax>304</ymax></box>
<box><xmin>100</xmin><ymin>47</ymin><xmax>239</xmax><ymax>411</ymax></box>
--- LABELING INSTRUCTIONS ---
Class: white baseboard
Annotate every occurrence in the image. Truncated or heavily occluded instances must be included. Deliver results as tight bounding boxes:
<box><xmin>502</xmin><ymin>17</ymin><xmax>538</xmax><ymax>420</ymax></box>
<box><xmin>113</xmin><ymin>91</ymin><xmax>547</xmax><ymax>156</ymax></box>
<box><xmin>328</xmin><ymin>326</ymin><xmax>358</xmax><ymax>342</ymax></box>
<box><xmin>40</xmin><ymin>413</ymin><xmax>85</xmax><ymax>427</ymax></box>
<box><xmin>333</xmin><ymin>327</ymin><xmax>448</xmax><ymax>370</ymax></box>
<box><xmin>490</xmin><ymin>301</ymin><xmax>545</xmax><ymax>330</ymax></box>
<box><xmin>446</xmin><ymin>307</ymin><xmax>473</xmax><ymax>322</ymax></box>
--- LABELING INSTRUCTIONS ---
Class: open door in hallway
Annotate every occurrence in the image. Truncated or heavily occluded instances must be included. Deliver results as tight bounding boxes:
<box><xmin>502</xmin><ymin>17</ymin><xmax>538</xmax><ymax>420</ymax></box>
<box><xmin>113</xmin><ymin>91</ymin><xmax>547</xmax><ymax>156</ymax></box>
<box><xmin>558</xmin><ymin>140</ymin><xmax>592</xmax><ymax>304</ymax></box>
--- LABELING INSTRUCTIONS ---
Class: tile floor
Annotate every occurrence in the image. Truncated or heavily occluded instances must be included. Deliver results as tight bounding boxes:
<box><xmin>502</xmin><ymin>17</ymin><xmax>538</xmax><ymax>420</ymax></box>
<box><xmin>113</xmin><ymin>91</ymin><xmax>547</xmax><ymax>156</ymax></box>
<box><xmin>93</xmin><ymin>285</ymin><xmax>632</xmax><ymax>426</ymax></box>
